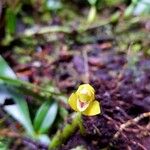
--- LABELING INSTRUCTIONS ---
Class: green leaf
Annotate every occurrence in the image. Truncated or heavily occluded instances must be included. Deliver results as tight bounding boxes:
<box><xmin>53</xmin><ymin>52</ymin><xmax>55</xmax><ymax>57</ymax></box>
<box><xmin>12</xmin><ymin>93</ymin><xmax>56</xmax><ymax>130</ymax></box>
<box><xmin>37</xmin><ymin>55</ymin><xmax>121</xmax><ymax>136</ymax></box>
<box><xmin>4</xmin><ymin>90</ymin><xmax>34</xmax><ymax>135</ymax></box>
<box><xmin>124</xmin><ymin>4</ymin><xmax>135</xmax><ymax>18</ymax></box>
<box><xmin>5</xmin><ymin>8</ymin><xmax>16</xmax><ymax>34</ymax></box>
<box><xmin>0</xmin><ymin>55</ymin><xmax>16</xmax><ymax>80</ymax></box>
<box><xmin>34</xmin><ymin>100</ymin><xmax>51</xmax><ymax>131</ymax></box>
<box><xmin>0</xmin><ymin>55</ymin><xmax>17</xmax><ymax>104</ymax></box>
<box><xmin>33</xmin><ymin>100</ymin><xmax>58</xmax><ymax>134</ymax></box>
<box><xmin>0</xmin><ymin>85</ymin><xmax>11</xmax><ymax>104</ymax></box>
<box><xmin>87</xmin><ymin>6</ymin><xmax>96</xmax><ymax>23</ymax></box>
<box><xmin>0</xmin><ymin>137</ymin><xmax>10</xmax><ymax>150</ymax></box>
<box><xmin>39</xmin><ymin>101</ymin><xmax>58</xmax><ymax>133</ymax></box>
<box><xmin>0</xmin><ymin>76</ymin><xmax>23</xmax><ymax>86</ymax></box>
<box><xmin>0</xmin><ymin>55</ymin><xmax>34</xmax><ymax>136</ymax></box>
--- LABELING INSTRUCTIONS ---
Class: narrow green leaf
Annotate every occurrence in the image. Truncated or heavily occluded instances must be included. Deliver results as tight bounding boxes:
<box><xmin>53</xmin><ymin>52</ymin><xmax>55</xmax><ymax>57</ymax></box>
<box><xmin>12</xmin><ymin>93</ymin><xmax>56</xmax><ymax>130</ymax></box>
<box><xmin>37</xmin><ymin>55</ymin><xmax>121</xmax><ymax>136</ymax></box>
<box><xmin>39</xmin><ymin>101</ymin><xmax>58</xmax><ymax>133</ymax></box>
<box><xmin>0</xmin><ymin>56</ymin><xmax>16</xmax><ymax>79</ymax></box>
<box><xmin>0</xmin><ymin>56</ymin><xmax>34</xmax><ymax>136</ymax></box>
<box><xmin>0</xmin><ymin>85</ymin><xmax>11</xmax><ymax>104</ymax></box>
<box><xmin>33</xmin><ymin>100</ymin><xmax>58</xmax><ymax>134</ymax></box>
<box><xmin>6</xmin><ymin>8</ymin><xmax>16</xmax><ymax>34</ymax></box>
<box><xmin>4</xmin><ymin>89</ymin><xmax>34</xmax><ymax>136</ymax></box>
<box><xmin>0</xmin><ymin>76</ymin><xmax>23</xmax><ymax>86</ymax></box>
<box><xmin>33</xmin><ymin>100</ymin><xmax>51</xmax><ymax>131</ymax></box>
<box><xmin>0</xmin><ymin>75</ymin><xmax>61</xmax><ymax>97</ymax></box>
<box><xmin>124</xmin><ymin>4</ymin><xmax>135</xmax><ymax>18</ymax></box>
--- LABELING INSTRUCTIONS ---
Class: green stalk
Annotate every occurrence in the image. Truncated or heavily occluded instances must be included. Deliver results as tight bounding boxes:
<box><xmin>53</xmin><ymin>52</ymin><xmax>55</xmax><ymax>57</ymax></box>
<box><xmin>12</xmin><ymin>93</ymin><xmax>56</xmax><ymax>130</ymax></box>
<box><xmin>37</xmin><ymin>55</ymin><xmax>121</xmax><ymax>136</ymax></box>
<box><xmin>49</xmin><ymin>113</ymin><xmax>85</xmax><ymax>149</ymax></box>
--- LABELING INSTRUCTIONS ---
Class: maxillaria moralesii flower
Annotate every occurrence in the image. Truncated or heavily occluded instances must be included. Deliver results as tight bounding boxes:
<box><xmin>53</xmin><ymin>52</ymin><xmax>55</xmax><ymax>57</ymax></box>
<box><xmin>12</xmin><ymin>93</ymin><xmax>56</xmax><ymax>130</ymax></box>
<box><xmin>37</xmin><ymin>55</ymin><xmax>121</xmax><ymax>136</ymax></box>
<box><xmin>68</xmin><ymin>84</ymin><xmax>101</xmax><ymax>116</ymax></box>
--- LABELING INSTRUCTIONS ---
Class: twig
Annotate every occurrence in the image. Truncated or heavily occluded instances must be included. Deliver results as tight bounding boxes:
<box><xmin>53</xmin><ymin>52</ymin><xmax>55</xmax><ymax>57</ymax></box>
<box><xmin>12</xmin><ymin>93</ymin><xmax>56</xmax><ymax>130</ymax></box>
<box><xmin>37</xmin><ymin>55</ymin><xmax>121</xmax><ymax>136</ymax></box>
<box><xmin>113</xmin><ymin>112</ymin><xmax>150</xmax><ymax>139</ymax></box>
<box><xmin>18</xmin><ymin>16</ymin><xmax>147</xmax><ymax>39</ymax></box>
<box><xmin>18</xmin><ymin>26</ymin><xmax>71</xmax><ymax>37</ymax></box>
<box><xmin>103</xmin><ymin>114</ymin><xmax>121</xmax><ymax>131</ymax></box>
<box><xmin>131</xmin><ymin>140</ymin><xmax>147</xmax><ymax>150</ymax></box>
<box><xmin>20</xmin><ymin>21</ymin><xmax>109</xmax><ymax>38</ymax></box>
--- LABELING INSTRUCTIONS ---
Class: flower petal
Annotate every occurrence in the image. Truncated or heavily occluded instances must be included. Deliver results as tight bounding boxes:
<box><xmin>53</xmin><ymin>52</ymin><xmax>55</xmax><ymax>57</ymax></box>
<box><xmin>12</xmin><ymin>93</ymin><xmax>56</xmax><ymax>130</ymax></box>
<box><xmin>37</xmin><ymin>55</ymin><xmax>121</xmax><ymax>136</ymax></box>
<box><xmin>68</xmin><ymin>93</ymin><xmax>78</xmax><ymax>111</ymax></box>
<box><xmin>82</xmin><ymin>100</ymin><xmax>101</xmax><ymax>116</ymax></box>
<box><xmin>76</xmin><ymin>84</ymin><xmax>95</xmax><ymax>102</ymax></box>
<box><xmin>78</xmin><ymin>84</ymin><xmax>95</xmax><ymax>93</ymax></box>
<box><xmin>78</xmin><ymin>92</ymin><xmax>91</xmax><ymax>102</ymax></box>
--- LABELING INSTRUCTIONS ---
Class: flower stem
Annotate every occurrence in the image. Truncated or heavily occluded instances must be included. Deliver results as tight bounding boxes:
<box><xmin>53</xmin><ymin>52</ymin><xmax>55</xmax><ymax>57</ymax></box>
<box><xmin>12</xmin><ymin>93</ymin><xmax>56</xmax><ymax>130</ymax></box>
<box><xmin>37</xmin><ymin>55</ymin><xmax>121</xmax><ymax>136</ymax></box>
<box><xmin>49</xmin><ymin>113</ymin><xmax>85</xmax><ymax>149</ymax></box>
<box><xmin>77</xmin><ymin>113</ymin><xmax>85</xmax><ymax>135</ymax></box>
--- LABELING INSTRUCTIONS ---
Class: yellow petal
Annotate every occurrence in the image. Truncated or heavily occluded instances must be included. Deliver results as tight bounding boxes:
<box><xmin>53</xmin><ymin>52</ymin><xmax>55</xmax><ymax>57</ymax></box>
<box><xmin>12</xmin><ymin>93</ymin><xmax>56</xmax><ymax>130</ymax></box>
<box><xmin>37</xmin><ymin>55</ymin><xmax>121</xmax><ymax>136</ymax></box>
<box><xmin>82</xmin><ymin>100</ymin><xmax>101</xmax><ymax>116</ymax></box>
<box><xmin>68</xmin><ymin>93</ymin><xmax>78</xmax><ymax>111</ymax></box>
<box><xmin>78</xmin><ymin>92</ymin><xmax>91</xmax><ymax>102</ymax></box>
<box><xmin>78</xmin><ymin>84</ymin><xmax>95</xmax><ymax>93</ymax></box>
<box><xmin>76</xmin><ymin>84</ymin><xmax>95</xmax><ymax>102</ymax></box>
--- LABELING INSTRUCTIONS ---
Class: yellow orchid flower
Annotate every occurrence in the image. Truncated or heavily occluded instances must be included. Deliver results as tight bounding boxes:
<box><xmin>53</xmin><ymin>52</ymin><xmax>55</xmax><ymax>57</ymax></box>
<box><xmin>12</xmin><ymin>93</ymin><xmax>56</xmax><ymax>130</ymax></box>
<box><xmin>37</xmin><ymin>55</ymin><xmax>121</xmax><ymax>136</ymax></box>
<box><xmin>68</xmin><ymin>84</ymin><xmax>101</xmax><ymax>116</ymax></box>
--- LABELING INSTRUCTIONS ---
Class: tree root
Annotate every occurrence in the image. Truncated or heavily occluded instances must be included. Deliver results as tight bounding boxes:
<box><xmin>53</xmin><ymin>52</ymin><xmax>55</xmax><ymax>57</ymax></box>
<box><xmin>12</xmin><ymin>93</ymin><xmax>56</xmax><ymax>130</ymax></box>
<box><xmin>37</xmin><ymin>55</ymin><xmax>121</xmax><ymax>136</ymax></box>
<box><xmin>113</xmin><ymin>112</ymin><xmax>150</xmax><ymax>139</ymax></box>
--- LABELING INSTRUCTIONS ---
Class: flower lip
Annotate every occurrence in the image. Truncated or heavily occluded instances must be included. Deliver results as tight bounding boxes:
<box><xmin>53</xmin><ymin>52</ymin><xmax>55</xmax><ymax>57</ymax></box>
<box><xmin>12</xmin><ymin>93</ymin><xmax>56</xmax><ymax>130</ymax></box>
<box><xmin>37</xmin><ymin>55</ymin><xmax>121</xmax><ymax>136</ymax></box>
<box><xmin>77</xmin><ymin>99</ymin><xmax>90</xmax><ymax>112</ymax></box>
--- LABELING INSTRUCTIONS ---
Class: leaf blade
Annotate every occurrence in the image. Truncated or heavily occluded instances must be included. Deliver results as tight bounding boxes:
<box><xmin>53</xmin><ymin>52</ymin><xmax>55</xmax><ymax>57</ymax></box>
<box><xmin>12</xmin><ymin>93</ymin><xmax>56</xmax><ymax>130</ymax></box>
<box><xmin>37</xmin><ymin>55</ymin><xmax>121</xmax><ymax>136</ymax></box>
<box><xmin>33</xmin><ymin>100</ymin><xmax>58</xmax><ymax>134</ymax></box>
<box><xmin>39</xmin><ymin>101</ymin><xmax>58</xmax><ymax>134</ymax></box>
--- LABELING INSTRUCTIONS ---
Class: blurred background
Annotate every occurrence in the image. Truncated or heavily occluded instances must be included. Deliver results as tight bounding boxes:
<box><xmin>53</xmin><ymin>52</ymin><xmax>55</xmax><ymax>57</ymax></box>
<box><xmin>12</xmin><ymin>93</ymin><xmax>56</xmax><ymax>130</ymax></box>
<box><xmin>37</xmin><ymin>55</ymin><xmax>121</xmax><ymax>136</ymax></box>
<box><xmin>0</xmin><ymin>0</ymin><xmax>150</xmax><ymax>150</ymax></box>
<box><xmin>0</xmin><ymin>0</ymin><xmax>150</xmax><ymax>47</ymax></box>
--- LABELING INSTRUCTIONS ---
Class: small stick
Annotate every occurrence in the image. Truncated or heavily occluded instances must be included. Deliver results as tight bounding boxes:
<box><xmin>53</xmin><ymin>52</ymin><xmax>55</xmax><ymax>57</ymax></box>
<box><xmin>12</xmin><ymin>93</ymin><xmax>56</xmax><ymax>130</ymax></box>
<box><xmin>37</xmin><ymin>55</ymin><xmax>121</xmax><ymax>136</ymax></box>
<box><xmin>131</xmin><ymin>140</ymin><xmax>147</xmax><ymax>150</ymax></box>
<box><xmin>19</xmin><ymin>26</ymin><xmax>71</xmax><ymax>37</ymax></box>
